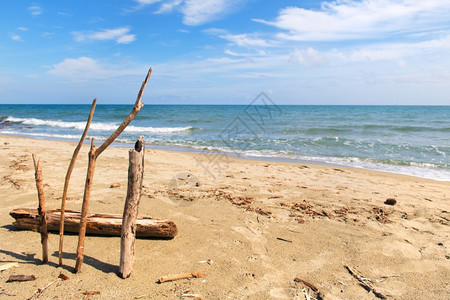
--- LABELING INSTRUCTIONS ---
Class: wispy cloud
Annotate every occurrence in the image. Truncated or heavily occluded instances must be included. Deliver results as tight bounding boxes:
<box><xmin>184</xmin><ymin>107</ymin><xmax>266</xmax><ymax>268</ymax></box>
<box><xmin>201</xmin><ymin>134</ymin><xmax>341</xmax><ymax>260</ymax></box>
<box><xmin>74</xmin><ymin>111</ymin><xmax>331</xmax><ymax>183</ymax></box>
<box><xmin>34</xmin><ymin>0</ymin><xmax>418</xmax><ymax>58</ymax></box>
<box><xmin>155</xmin><ymin>0</ymin><xmax>183</xmax><ymax>13</ymax></box>
<box><xmin>255</xmin><ymin>0</ymin><xmax>450</xmax><ymax>41</ymax></box>
<box><xmin>205</xmin><ymin>28</ymin><xmax>273</xmax><ymax>47</ymax></box>
<box><xmin>181</xmin><ymin>0</ymin><xmax>242</xmax><ymax>25</ymax></box>
<box><xmin>289</xmin><ymin>48</ymin><xmax>328</xmax><ymax>66</ymax></box>
<box><xmin>17</xmin><ymin>27</ymin><xmax>28</xmax><ymax>31</ymax></box>
<box><xmin>47</xmin><ymin>57</ymin><xmax>144</xmax><ymax>81</ymax></box>
<box><xmin>28</xmin><ymin>4</ymin><xmax>42</xmax><ymax>16</ymax></box>
<box><xmin>10</xmin><ymin>34</ymin><xmax>23</xmax><ymax>42</ymax></box>
<box><xmin>73</xmin><ymin>27</ymin><xmax>136</xmax><ymax>44</ymax></box>
<box><xmin>134</xmin><ymin>0</ymin><xmax>246</xmax><ymax>25</ymax></box>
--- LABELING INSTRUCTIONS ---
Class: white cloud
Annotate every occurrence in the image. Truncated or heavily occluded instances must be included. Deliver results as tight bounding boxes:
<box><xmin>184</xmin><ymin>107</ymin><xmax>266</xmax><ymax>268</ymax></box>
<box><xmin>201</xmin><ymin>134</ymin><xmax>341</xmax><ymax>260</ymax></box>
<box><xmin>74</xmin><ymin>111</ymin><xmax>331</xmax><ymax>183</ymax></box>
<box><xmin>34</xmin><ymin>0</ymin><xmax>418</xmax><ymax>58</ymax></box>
<box><xmin>28</xmin><ymin>5</ymin><xmax>42</xmax><ymax>16</ymax></box>
<box><xmin>290</xmin><ymin>48</ymin><xmax>327</xmax><ymax>66</ymax></box>
<box><xmin>133</xmin><ymin>0</ymin><xmax>245</xmax><ymax>25</ymax></box>
<box><xmin>47</xmin><ymin>57</ymin><xmax>144</xmax><ymax>81</ymax></box>
<box><xmin>117</xmin><ymin>34</ymin><xmax>136</xmax><ymax>44</ymax></box>
<box><xmin>182</xmin><ymin>0</ymin><xmax>241</xmax><ymax>25</ymax></box>
<box><xmin>205</xmin><ymin>28</ymin><xmax>272</xmax><ymax>47</ymax></box>
<box><xmin>255</xmin><ymin>0</ymin><xmax>450</xmax><ymax>41</ymax></box>
<box><xmin>73</xmin><ymin>27</ymin><xmax>136</xmax><ymax>44</ymax></box>
<box><xmin>219</xmin><ymin>33</ymin><xmax>271</xmax><ymax>47</ymax></box>
<box><xmin>17</xmin><ymin>27</ymin><xmax>28</xmax><ymax>31</ymax></box>
<box><xmin>156</xmin><ymin>0</ymin><xmax>183</xmax><ymax>13</ymax></box>
<box><xmin>10</xmin><ymin>34</ymin><xmax>23</xmax><ymax>42</ymax></box>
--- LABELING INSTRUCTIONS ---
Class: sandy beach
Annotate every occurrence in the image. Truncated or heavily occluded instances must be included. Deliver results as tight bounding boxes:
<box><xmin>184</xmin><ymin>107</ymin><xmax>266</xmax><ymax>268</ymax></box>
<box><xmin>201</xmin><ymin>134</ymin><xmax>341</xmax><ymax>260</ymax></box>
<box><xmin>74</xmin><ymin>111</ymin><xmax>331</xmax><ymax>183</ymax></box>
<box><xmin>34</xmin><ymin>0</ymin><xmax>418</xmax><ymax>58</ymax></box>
<box><xmin>0</xmin><ymin>134</ymin><xmax>448</xmax><ymax>299</ymax></box>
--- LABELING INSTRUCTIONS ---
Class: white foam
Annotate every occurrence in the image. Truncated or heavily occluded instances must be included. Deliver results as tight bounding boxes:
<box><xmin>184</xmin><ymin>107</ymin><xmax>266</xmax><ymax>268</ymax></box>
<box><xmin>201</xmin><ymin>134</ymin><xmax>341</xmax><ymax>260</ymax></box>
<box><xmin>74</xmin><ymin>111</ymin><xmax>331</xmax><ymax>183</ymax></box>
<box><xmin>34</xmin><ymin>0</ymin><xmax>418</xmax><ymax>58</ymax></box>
<box><xmin>5</xmin><ymin>116</ymin><xmax>193</xmax><ymax>133</ymax></box>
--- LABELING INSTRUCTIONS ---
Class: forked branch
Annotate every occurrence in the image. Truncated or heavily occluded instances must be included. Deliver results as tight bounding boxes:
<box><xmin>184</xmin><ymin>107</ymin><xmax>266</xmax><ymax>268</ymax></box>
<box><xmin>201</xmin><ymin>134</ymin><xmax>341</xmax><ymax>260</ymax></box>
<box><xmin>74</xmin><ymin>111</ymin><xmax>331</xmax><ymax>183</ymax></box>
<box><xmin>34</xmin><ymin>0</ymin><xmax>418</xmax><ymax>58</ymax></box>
<box><xmin>74</xmin><ymin>67</ymin><xmax>152</xmax><ymax>273</ymax></box>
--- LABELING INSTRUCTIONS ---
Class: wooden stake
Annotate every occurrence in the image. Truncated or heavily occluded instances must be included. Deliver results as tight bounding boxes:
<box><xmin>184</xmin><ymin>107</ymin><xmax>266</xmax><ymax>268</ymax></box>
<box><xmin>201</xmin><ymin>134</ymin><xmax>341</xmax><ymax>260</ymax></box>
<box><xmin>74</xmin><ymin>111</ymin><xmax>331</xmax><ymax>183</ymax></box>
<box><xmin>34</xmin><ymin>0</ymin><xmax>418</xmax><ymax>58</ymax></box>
<box><xmin>32</xmin><ymin>154</ymin><xmax>48</xmax><ymax>263</ymax></box>
<box><xmin>75</xmin><ymin>139</ymin><xmax>96</xmax><ymax>273</ymax></box>
<box><xmin>119</xmin><ymin>136</ymin><xmax>145</xmax><ymax>278</ymax></box>
<box><xmin>59</xmin><ymin>98</ymin><xmax>96</xmax><ymax>266</ymax></box>
<box><xmin>74</xmin><ymin>67</ymin><xmax>152</xmax><ymax>273</ymax></box>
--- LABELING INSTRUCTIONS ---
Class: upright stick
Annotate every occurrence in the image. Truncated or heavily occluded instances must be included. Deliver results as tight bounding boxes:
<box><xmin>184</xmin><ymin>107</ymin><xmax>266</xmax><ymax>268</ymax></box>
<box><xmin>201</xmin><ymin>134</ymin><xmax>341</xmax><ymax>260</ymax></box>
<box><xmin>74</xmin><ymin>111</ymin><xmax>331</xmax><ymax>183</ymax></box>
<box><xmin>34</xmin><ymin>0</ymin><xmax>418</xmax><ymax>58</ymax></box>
<box><xmin>32</xmin><ymin>154</ymin><xmax>48</xmax><ymax>263</ymax></box>
<box><xmin>74</xmin><ymin>139</ymin><xmax>97</xmax><ymax>272</ymax></box>
<box><xmin>119</xmin><ymin>136</ymin><xmax>145</xmax><ymax>278</ymax></box>
<box><xmin>59</xmin><ymin>98</ymin><xmax>96</xmax><ymax>266</ymax></box>
<box><xmin>74</xmin><ymin>68</ymin><xmax>152</xmax><ymax>273</ymax></box>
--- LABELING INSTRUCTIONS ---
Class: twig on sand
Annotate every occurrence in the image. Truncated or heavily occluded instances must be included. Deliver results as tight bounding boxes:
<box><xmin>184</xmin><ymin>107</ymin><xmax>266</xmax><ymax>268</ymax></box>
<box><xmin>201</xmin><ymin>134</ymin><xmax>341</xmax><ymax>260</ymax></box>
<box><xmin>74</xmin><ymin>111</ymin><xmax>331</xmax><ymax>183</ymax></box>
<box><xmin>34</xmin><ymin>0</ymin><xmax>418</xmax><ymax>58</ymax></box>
<box><xmin>157</xmin><ymin>272</ymin><xmax>206</xmax><ymax>283</ymax></box>
<box><xmin>7</xmin><ymin>275</ymin><xmax>36</xmax><ymax>282</ymax></box>
<box><xmin>277</xmin><ymin>237</ymin><xmax>293</xmax><ymax>243</ymax></box>
<box><xmin>344</xmin><ymin>265</ymin><xmax>389</xmax><ymax>299</ymax></box>
<box><xmin>28</xmin><ymin>279</ymin><xmax>57</xmax><ymax>299</ymax></box>
<box><xmin>294</xmin><ymin>278</ymin><xmax>318</xmax><ymax>292</ymax></box>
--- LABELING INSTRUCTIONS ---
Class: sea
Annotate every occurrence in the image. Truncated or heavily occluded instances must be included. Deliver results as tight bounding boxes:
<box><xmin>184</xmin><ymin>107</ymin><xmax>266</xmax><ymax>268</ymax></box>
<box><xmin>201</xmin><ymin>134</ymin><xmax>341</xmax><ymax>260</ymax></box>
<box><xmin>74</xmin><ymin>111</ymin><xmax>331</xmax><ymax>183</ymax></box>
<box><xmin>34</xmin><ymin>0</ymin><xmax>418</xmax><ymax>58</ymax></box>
<box><xmin>0</xmin><ymin>104</ymin><xmax>449</xmax><ymax>181</ymax></box>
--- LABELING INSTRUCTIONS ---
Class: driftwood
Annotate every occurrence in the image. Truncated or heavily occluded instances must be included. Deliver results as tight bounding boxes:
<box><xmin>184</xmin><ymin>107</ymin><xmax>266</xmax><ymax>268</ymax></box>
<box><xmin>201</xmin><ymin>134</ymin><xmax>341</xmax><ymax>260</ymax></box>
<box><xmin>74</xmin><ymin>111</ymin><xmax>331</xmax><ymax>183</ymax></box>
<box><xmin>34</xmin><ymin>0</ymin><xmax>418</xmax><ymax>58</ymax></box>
<box><xmin>344</xmin><ymin>265</ymin><xmax>388</xmax><ymax>299</ymax></box>
<box><xmin>75</xmin><ymin>139</ymin><xmax>97</xmax><ymax>272</ymax></box>
<box><xmin>119</xmin><ymin>137</ymin><xmax>145</xmax><ymax>279</ymax></box>
<box><xmin>59</xmin><ymin>98</ymin><xmax>96</xmax><ymax>266</ymax></box>
<box><xmin>7</xmin><ymin>275</ymin><xmax>36</xmax><ymax>282</ymax></box>
<box><xmin>0</xmin><ymin>262</ymin><xmax>19</xmax><ymax>271</ymax></box>
<box><xmin>10</xmin><ymin>208</ymin><xmax>177</xmax><ymax>238</ymax></box>
<box><xmin>157</xmin><ymin>272</ymin><xmax>206</xmax><ymax>283</ymax></box>
<box><xmin>32</xmin><ymin>154</ymin><xmax>48</xmax><ymax>263</ymax></box>
<box><xmin>75</xmin><ymin>67</ymin><xmax>152</xmax><ymax>273</ymax></box>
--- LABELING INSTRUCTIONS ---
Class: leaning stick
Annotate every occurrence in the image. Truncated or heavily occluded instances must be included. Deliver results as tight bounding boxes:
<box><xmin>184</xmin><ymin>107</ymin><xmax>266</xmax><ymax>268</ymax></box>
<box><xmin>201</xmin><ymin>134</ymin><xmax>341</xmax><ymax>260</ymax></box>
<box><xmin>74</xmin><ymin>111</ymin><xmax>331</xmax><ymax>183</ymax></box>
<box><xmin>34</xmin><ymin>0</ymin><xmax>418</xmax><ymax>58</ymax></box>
<box><xmin>58</xmin><ymin>98</ymin><xmax>97</xmax><ymax>266</ymax></box>
<box><xmin>74</xmin><ymin>139</ymin><xmax>97</xmax><ymax>272</ymax></box>
<box><xmin>119</xmin><ymin>136</ymin><xmax>145</xmax><ymax>278</ymax></box>
<box><xmin>74</xmin><ymin>67</ymin><xmax>152</xmax><ymax>273</ymax></box>
<box><xmin>32</xmin><ymin>154</ymin><xmax>48</xmax><ymax>263</ymax></box>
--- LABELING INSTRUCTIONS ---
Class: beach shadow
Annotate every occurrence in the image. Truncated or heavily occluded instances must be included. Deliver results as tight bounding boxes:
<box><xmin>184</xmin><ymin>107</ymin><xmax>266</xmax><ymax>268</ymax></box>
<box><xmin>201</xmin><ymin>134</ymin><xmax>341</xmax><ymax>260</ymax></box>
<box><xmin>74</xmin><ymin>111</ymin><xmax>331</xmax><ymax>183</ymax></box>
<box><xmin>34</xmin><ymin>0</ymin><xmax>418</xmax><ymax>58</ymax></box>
<box><xmin>51</xmin><ymin>251</ymin><xmax>118</xmax><ymax>274</ymax></box>
<box><xmin>1</xmin><ymin>224</ymin><xmax>23</xmax><ymax>232</ymax></box>
<box><xmin>0</xmin><ymin>249</ymin><xmax>117</xmax><ymax>274</ymax></box>
<box><xmin>0</xmin><ymin>249</ymin><xmax>71</xmax><ymax>272</ymax></box>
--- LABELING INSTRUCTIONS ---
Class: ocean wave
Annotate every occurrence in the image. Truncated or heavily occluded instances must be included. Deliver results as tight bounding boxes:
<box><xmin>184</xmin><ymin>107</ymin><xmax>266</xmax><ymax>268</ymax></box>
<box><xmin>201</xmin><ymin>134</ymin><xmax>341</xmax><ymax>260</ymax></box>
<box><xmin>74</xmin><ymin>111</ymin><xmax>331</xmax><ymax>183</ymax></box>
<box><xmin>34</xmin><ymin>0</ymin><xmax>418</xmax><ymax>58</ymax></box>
<box><xmin>363</xmin><ymin>124</ymin><xmax>450</xmax><ymax>132</ymax></box>
<box><xmin>4</xmin><ymin>116</ymin><xmax>195</xmax><ymax>134</ymax></box>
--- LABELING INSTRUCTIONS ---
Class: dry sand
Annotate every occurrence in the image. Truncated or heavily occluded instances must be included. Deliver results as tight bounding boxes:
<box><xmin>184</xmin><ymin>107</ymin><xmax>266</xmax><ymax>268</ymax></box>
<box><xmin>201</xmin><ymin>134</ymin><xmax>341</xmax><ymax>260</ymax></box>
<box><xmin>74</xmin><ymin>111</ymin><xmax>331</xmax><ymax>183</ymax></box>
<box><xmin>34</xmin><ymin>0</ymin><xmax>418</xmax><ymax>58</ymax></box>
<box><xmin>0</xmin><ymin>135</ymin><xmax>449</xmax><ymax>299</ymax></box>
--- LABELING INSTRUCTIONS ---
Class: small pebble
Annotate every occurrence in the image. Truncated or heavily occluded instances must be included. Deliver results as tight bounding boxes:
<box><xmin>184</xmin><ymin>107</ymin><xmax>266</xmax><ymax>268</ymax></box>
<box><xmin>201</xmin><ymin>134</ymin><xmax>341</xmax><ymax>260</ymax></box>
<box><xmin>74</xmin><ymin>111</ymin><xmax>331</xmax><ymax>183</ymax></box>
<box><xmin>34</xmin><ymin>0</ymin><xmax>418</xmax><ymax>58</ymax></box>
<box><xmin>384</xmin><ymin>198</ymin><xmax>397</xmax><ymax>205</ymax></box>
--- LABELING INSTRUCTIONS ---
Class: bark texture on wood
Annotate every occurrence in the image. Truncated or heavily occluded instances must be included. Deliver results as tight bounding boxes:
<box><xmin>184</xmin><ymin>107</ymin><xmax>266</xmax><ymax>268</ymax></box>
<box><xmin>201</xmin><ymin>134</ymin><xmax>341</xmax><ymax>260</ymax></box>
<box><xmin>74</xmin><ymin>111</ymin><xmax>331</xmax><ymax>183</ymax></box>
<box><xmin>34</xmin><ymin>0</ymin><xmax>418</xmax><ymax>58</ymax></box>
<box><xmin>59</xmin><ymin>98</ymin><xmax>96</xmax><ymax>266</ymax></box>
<box><xmin>75</xmin><ymin>139</ymin><xmax>96</xmax><ymax>273</ymax></box>
<box><xmin>119</xmin><ymin>136</ymin><xmax>145</xmax><ymax>278</ymax></box>
<box><xmin>10</xmin><ymin>208</ymin><xmax>177</xmax><ymax>238</ymax></box>
<box><xmin>74</xmin><ymin>68</ymin><xmax>152</xmax><ymax>273</ymax></box>
<box><xmin>32</xmin><ymin>154</ymin><xmax>48</xmax><ymax>263</ymax></box>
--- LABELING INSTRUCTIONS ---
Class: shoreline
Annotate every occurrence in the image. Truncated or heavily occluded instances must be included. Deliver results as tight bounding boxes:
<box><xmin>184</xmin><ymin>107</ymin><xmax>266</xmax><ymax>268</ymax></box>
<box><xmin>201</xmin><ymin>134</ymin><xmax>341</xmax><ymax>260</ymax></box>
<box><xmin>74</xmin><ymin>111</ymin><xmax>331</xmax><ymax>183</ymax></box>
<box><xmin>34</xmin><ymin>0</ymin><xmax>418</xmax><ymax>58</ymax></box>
<box><xmin>1</xmin><ymin>134</ymin><xmax>449</xmax><ymax>299</ymax></box>
<box><xmin>1</xmin><ymin>133</ymin><xmax>448</xmax><ymax>182</ymax></box>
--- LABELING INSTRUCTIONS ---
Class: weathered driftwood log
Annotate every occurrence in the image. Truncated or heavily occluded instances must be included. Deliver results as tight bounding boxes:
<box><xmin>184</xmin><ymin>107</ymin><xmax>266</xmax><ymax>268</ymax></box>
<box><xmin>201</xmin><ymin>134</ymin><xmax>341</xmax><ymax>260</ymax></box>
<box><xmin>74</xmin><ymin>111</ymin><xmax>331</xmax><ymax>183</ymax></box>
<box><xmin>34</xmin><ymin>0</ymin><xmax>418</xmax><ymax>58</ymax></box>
<box><xmin>32</xmin><ymin>154</ymin><xmax>48</xmax><ymax>263</ymax></box>
<box><xmin>119</xmin><ymin>136</ymin><xmax>145</xmax><ymax>279</ymax></box>
<box><xmin>10</xmin><ymin>208</ymin><xmax>177</xmax><ymax>239</ymax></box>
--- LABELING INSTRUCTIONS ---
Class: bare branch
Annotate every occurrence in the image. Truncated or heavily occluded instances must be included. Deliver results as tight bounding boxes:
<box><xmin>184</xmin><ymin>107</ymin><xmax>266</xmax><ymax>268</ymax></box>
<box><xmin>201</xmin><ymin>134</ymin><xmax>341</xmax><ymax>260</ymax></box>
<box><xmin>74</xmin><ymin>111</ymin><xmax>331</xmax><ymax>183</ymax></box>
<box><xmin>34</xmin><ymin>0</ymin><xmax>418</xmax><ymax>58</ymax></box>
<box><xmin>32</xmin><ymin>154</ymin><xmax>48</xmax><ymax>263</ymax></box>
<box><xmin>95</xmin><ymin>67</ymin><xmax>152</xmax><ymax>157</ymax></box>
<box><xmin>59</xmin><ymin>98</ymin><xmax>96</xmax><ymax>266</ymax></box>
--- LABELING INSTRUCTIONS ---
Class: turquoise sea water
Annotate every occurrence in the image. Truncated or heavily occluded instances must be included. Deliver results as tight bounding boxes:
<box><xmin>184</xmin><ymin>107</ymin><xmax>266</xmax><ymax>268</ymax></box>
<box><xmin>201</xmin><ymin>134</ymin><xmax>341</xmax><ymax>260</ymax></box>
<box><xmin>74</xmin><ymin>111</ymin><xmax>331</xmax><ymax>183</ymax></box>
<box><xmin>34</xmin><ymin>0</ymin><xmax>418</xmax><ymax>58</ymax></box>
<box><xmin>0</xmin><ymin>104</ymin><xmax>449</xmax><ymax>181</ymax></box>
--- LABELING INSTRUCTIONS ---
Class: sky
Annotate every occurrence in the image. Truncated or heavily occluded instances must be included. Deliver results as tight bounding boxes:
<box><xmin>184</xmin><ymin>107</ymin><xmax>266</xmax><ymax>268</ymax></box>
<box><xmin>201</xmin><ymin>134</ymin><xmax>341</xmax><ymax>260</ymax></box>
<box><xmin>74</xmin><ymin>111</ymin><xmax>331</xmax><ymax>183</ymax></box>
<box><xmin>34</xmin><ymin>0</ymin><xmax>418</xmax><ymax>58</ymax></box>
<box><xmin>1</xmin><ymin>0</ymin><xmax>450</xmax><ymax>105</ymax></box>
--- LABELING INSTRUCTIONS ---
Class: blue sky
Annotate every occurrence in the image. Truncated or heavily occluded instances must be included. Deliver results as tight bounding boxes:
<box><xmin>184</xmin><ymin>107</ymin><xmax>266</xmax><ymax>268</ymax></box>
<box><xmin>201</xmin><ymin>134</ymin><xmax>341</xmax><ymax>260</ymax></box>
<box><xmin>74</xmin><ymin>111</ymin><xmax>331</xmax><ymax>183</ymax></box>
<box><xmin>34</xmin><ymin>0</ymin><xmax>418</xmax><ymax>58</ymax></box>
<box><xmin>1</xmin><ymin>0</ymin><xmax>449</xmax><ymax>105</ymax></box>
